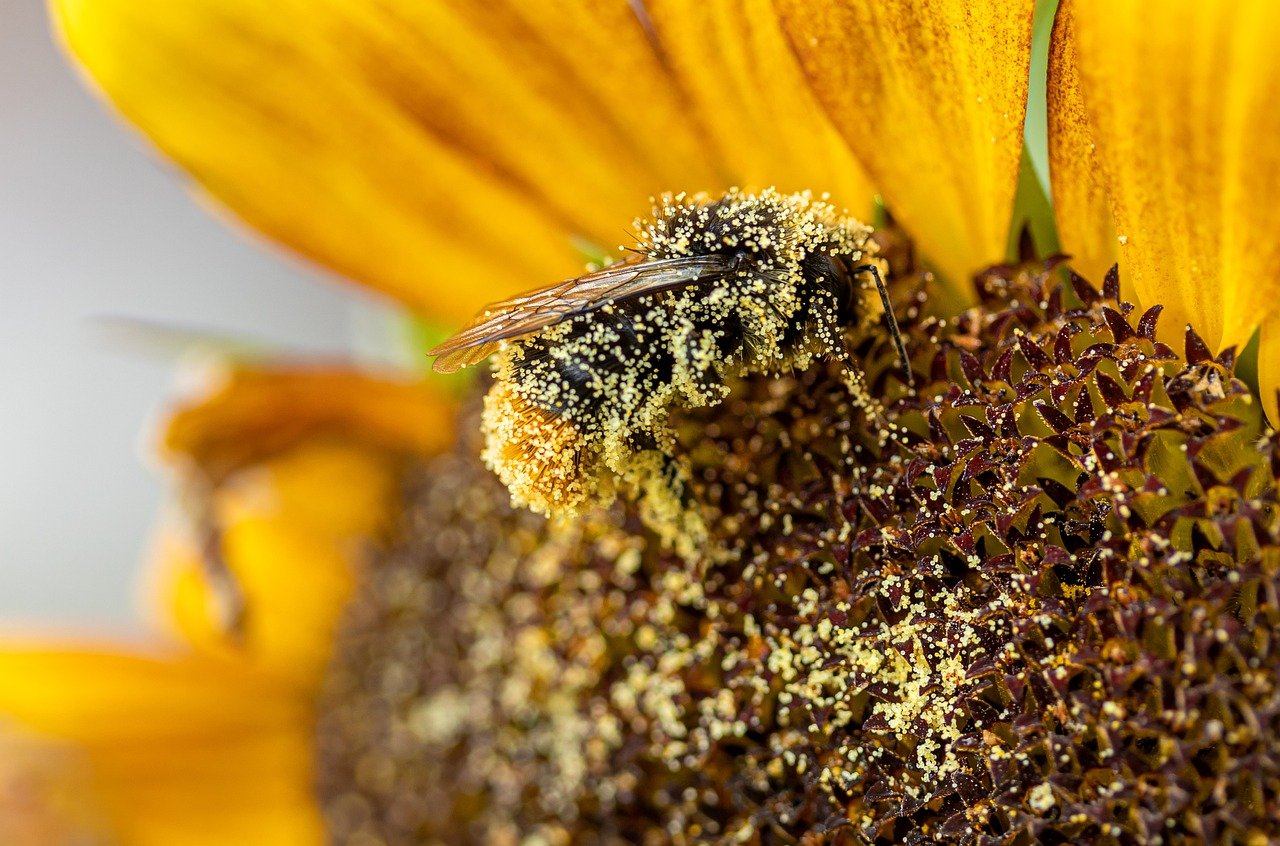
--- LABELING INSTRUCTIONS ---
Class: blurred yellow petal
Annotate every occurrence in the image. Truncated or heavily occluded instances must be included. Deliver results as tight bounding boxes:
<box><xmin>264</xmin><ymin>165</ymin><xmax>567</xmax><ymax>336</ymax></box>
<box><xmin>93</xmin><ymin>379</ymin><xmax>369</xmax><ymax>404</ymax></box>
<box><xmin>152</xmin><ymin>365</ymin><xmax>451</xmax><ymax>687</ymax></box>
<box><xmin>161</xmin><ymin>363</ymin><xmax>454</xmax><ymax>484</ymax></box>
<box><xmin>0</xmin><ymin>649</ymin><xmax>295</xmax><ymax>744</ymax></box>
<box><xmin>1045</xmin><ymin>0</ymin><xmax>1116</xmax><ymax>286</ymax></box>
<box><xmin>1058</xmin><ymin>0</ymin><xmax>1280</xmax><ymax>386</ymax></box>
<box><xmin>0</xmin><ymin>649</ymin><xmax>323</xmax><ymax>845</ymax></box>
<box><xmin>776</xmin><ymin>0</ymin><xmax>1034</xmax><ymax>303</ymax></box>
<box><xmin>154</xmin><ymin>443</ymin><xmax>393</xmax><ymax>689</ymax></box>
<box><xmin>645</xmin><ymin>0</ymin><xmax>875</xmax><ymax>217</ymax></box>
<box><xmin>51</xmin><ymin>0</ymin><xmax>726</xmax><ymax>324</ymax></box>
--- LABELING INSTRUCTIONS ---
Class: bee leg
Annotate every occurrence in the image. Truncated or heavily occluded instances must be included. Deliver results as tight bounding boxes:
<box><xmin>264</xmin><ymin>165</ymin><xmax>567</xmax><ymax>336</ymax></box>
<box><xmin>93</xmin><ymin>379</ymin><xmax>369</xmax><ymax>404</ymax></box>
<box><xmin>852</xmin><ymin>263</ymin><xmax>914</xmax><ymax>387</ymax></box>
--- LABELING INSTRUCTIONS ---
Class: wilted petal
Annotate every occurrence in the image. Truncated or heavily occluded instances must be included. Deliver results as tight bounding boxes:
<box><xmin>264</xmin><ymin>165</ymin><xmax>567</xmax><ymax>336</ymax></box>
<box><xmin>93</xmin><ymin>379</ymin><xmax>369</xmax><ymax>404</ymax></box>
<box><xmin>152</xmin><ymin>443</ymin><xmax>389</xmax><ymax>690</ymax></box>
<box><xmin>776</xmin><ymin>0</ymin><xmax>1034</xmax><ymax>303</ymax></box>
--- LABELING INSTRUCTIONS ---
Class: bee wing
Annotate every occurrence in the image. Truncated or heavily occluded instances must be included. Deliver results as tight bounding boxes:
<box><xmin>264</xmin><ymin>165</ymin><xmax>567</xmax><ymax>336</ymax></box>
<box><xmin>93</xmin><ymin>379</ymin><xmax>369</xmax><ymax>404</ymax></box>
<box><xmin>429</xmin><ymin>255</ymin><xmax>729</xmax><ymax>373</ymax></box>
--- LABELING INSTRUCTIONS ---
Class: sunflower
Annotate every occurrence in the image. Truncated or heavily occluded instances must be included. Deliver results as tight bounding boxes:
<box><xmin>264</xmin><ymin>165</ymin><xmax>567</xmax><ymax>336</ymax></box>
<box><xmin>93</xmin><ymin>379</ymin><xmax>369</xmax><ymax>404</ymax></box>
<box><xmin>5</xmin><ymin>0</ymin><xmax>1279</xmax><ymax>842</ymax></box>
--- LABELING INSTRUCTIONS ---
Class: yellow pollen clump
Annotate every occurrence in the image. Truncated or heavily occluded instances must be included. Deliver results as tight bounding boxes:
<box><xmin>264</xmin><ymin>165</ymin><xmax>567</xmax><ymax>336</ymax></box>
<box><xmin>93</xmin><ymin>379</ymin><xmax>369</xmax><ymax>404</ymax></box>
<box><xmin>480</xmin><ymin>380</ymin><xmax>608</xmax><ymax>515</ymax></box>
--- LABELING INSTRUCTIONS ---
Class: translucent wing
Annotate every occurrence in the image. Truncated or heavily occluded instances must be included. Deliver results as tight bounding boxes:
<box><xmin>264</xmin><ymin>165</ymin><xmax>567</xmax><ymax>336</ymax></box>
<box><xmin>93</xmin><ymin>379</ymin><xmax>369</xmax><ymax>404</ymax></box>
<box><xmin>429</xmin><ymin>255</ymin><xmax>729</xmax><ymax>373</ymax></box>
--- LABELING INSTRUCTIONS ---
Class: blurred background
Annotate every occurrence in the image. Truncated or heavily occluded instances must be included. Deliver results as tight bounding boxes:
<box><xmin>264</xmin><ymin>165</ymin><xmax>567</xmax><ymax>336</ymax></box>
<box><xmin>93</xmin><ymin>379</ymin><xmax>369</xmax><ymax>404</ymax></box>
<box><xmin>0</xmin><ymin>3</ymin><xmax>387</xmax><ymax>628</ymax></box>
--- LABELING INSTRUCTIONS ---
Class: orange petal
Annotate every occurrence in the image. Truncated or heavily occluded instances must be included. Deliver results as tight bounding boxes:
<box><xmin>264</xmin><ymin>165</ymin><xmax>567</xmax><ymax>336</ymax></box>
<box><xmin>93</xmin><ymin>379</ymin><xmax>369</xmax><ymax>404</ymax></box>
<box><xmin>1055</xmin><ymin>0</ymin><xmax>1280</xmax><ymax>394</ymax></box>
<box><xmin>51</xmin><ymin>0</ymin><xmax>729</xmax><ymax>323</ymax></box>
<box><xmin>776</xmin><ymin>0</ymin><xmax>1034</xmax><ymax>304</ymax></box>
<box><xmin>0</xmin><ymin>648</ymin><xmax>323</xmax><ymax>845</ymax></box>
<box><xmin>161</xmin><ymin>362</ymin><xmax>454</xmax><ymax>484</ymax></box>
<box><xmin>645</xmin><ymin>0</ymin><xmax>875</xmax><ymax>217</ymax></box>
<box><xmin>1045</xmin><ymin>0</ymin><xmax>1117</xmax><ymax>287</ymax></box>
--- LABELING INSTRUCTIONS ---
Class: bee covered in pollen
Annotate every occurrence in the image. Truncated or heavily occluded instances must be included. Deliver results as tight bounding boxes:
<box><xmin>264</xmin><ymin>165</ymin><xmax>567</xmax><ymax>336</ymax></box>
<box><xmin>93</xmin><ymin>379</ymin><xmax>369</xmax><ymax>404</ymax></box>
<box><xmin>430</xmin><ymin>188</ymin><xmax>910</xmax><ymax>530</ymax></box>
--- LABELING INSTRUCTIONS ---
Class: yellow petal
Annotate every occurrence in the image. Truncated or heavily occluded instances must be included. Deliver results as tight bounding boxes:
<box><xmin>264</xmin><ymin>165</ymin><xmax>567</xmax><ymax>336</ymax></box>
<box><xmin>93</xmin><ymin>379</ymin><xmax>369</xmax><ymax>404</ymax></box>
<box><xmin>153</xmin><ymin>365</ymin><xmax>448</xmax><ymax>687</ymax></box>
<box><xmin>1058</xmin><ymin>0</ymin><xmax>1280</xmax><ymax>385</ymax></box>
<box><xmin>0</xmin><ymin>649</ymin><xmax>323</xmax><ymax>845</ymax></box>
<box><xmin>51</xmin><ymin>0</ymin><xmax>729</xmax><ymax>323</ymax></box>
<box><xmin>1260</xmin><ymin>322</ymin><xmax>1280</xmax><ymax>425</ymax></box>
<box><xmin>644</xmin><ymin>0</ymin><xmax>875</xmax><ymax>217</ymax></box>
<box><xmin>1045</xmin><ymin>0</ymin><xmax>1117</xmax><ymax>286</ymax></box>
<box><xmin>776</xmin><ymin>0</ymin><xmax>1034</xmax><ymax>303</ymax></box>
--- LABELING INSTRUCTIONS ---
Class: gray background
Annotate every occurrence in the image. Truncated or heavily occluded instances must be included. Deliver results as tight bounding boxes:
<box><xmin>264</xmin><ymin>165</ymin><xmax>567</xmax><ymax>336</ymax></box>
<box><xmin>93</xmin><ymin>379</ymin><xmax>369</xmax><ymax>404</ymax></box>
<box><xmin>0</xmin><ymin>3</ymin><xmax>383</xmax><ymax>628</ymax></box>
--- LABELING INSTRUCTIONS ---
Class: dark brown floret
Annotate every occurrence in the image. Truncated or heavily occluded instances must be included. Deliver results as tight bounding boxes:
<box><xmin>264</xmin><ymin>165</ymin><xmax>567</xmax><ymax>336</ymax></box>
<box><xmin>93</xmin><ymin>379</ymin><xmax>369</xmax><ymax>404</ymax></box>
<box><xmin>316</xmin><ymin>246</ymin><xmax>1280</xmax><ymax>845</ymax></box>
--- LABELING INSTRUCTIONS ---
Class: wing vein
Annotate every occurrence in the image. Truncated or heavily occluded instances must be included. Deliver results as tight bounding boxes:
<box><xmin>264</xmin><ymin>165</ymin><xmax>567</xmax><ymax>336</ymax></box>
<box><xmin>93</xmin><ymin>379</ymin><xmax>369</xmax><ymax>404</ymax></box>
<box><xmin>429</xmin><ymin>255</ymin><xmax>731</xmax><ymax>373</ymax></box>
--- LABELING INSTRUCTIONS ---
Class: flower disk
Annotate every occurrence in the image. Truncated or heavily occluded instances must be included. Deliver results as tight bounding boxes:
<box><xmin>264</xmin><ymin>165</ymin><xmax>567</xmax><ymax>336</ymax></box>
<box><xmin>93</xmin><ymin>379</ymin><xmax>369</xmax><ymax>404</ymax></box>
<box><xmin>318</xmin><ymin>253</ymin><xmax>1280</xmax><ymax>845</ymax></box>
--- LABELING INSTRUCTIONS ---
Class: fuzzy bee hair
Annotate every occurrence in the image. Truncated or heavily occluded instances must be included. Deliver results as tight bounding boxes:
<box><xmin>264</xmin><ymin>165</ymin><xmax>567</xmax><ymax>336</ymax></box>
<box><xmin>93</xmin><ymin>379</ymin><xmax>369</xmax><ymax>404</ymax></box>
<box><xmin>432</xmin><ymin>188</ymin><xmax>899</xmax><ymax>533</ymax></box>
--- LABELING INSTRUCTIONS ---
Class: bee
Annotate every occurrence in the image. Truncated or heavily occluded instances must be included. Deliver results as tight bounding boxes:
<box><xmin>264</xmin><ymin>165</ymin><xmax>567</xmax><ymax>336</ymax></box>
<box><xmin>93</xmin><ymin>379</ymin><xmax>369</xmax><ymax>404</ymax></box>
<box><xmin>430</xmin><ymin>188</ymin><xmax>910</xmax><ymax>529</ymax></box>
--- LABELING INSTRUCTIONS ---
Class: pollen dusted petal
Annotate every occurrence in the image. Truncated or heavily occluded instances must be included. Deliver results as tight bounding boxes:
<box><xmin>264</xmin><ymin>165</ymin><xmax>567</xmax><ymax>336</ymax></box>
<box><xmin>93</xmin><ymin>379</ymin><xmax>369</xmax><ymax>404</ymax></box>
<box><xmin>0</xmin><ymin>650</ymin><xmax>323</xmax><ymax>845</ymax></box>
<box><xmin>1045</xmin><ymin>0</ymin><xmax>1117</xmax><ymax>288</ymax></box>
<box><xmin>645</xmin><ymin>0</ymin><xmax>876</xmax><ymax>217</ymax></box>
<box><xmin>776</xmin><ymin>0</ymin><xmax>1034</xmax><ymax>304</ymax></box>
<box><xmin>50</xmin><ymin>0</ymin><xmax>725</xmax><ymax>323</ymax></box>
<box><xmin>1057</xmin><ymin>0</ymin><xmax>1280</xmax><ymax>390</ymax></box>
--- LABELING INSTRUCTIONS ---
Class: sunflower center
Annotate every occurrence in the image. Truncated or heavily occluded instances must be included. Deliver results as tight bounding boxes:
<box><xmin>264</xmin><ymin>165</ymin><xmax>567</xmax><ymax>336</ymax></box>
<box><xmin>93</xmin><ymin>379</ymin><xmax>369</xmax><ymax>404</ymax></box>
<box><xmin>314</xmin><ymin>251</ymin><xmax>1280</xmax><ymax>844</ymax></box>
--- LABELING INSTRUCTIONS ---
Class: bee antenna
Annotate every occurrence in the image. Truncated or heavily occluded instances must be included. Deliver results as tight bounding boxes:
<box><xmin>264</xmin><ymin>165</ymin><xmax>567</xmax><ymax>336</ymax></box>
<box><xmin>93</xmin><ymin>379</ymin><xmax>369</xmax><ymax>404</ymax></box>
<box><xmin>854</xmin><ymin>263</ymin><xmax>913</xmax><ymax>387</ymax></box>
